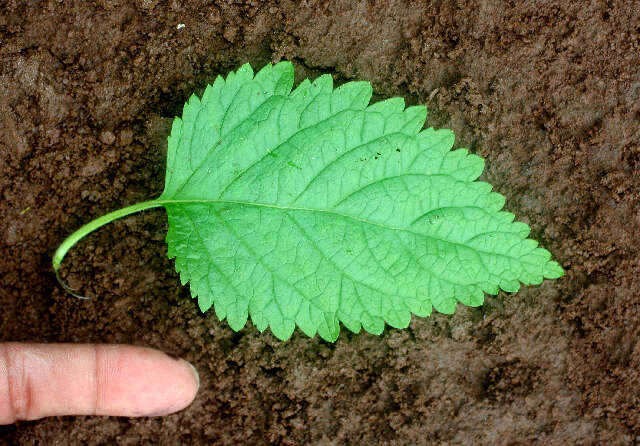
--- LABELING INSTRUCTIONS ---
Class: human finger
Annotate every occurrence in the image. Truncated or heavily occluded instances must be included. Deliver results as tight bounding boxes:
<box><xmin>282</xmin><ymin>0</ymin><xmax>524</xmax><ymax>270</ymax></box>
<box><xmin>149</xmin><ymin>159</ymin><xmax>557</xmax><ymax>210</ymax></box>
<box><xmin>0</xmin><ymin>343</ymin><xmax>199</xmax><ymax>424</ymax></box>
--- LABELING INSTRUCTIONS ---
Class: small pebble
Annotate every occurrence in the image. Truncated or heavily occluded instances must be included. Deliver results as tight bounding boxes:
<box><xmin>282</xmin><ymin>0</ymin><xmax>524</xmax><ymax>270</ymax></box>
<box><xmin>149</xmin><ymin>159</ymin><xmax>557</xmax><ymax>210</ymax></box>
<box><xmin>119</xmin><ymin>129</ymin><xmax>134</xmax><ymax>146</ymax></box>
<box><xmin>100</xmin><ymin>130</ymin><xmax>116</xmax><ymax>145</ymax></box>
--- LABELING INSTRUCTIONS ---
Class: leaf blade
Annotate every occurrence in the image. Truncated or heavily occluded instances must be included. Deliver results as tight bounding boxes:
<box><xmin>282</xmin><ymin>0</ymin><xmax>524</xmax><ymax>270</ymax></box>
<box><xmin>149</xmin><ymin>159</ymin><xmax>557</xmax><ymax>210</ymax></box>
<box><xmin>162</xmin><ymin>62</ymin><xmax>563</xmax><ymax>341</ymax></box>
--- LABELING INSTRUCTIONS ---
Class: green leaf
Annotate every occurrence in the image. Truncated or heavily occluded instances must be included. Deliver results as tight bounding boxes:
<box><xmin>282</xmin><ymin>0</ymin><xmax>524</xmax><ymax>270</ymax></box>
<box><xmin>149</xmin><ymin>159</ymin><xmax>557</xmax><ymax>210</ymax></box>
<box><xmin>159</xmin><ymin>61</ymin><xmax>562</xmax><ymax>341</ymax></box>
<box><xmin>53</xmin><ymin>61</ymin><xmax>563</xmax><ymax>342</ymax></box>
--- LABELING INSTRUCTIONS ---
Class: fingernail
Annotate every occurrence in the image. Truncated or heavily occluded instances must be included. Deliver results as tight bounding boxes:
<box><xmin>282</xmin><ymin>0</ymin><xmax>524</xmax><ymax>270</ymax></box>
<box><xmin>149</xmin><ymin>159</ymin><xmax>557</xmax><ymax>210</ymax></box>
<box><xmin>187</xmin><ymin>361</ymin><xmax>200</xmax><ymax>390</ymax></box>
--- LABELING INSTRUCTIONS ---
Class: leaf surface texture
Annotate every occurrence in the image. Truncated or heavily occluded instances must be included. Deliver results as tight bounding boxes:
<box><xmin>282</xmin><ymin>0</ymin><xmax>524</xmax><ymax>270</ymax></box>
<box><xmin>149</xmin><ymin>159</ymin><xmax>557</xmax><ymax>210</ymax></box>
<box><xmin>161</xmin><ymin>62</ymin><xmax>563</xmax><ymax>341</ymax></box>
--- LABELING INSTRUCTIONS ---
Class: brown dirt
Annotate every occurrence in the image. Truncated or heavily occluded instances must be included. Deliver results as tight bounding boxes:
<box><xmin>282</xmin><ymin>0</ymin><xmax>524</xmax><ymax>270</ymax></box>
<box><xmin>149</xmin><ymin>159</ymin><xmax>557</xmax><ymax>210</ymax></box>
<box><xmin>1</xmin><ymin>0</ymin><xmax>639</xmax><ymax>444</ymax></box>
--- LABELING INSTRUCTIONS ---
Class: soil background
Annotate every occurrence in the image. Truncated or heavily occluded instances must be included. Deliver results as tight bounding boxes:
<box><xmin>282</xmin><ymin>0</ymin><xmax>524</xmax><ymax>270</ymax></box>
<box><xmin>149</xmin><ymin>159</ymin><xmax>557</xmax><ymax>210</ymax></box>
<box><xmin>1</xmin><ymin>0</ymin><xmax>639</xmax><ymax>444</ymax></box>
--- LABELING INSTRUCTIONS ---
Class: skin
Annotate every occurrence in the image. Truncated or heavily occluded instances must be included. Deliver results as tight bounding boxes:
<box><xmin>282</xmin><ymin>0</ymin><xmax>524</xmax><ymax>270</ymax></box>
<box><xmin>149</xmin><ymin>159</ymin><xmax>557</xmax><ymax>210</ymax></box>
<box><xmin>0</xmin><ymin>343</ymin><xmax>199</xmax><ymax>424</ymax></box>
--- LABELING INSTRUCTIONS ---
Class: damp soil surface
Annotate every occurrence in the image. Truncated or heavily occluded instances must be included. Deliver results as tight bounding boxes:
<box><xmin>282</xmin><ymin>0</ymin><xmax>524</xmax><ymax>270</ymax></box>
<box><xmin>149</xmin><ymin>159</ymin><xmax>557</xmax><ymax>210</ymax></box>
<box><xmin>1</xmin><ymin>1</ymin><xmax>639</xmax><ymax>444</ymax></box>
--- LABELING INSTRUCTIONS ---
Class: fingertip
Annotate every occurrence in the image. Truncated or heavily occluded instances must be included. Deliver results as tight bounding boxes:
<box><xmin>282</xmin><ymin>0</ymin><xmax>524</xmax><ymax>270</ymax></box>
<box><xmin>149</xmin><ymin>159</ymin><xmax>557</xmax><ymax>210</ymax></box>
<box><xmin>163</xmin><ymin>352</ymin><xmax>200</xmax><ymax>393</ymax></box>
<box><xmin>149</xmin><ymin>356</ymin><xmax>199</xmax><ymax>416</ymax></box>
<box><xmin>97</xmin><ymin>345</ymin><xmax>200</xmax><ymax>417</ymax></box>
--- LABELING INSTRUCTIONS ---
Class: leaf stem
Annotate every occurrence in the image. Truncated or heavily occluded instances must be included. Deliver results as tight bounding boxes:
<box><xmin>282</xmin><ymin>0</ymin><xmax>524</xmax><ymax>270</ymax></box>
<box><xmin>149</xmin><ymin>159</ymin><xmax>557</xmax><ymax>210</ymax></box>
<box><xmin>53</xmin><ymin>200</ymin><xmax>165</xmax><ymax>273</ymax></box>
